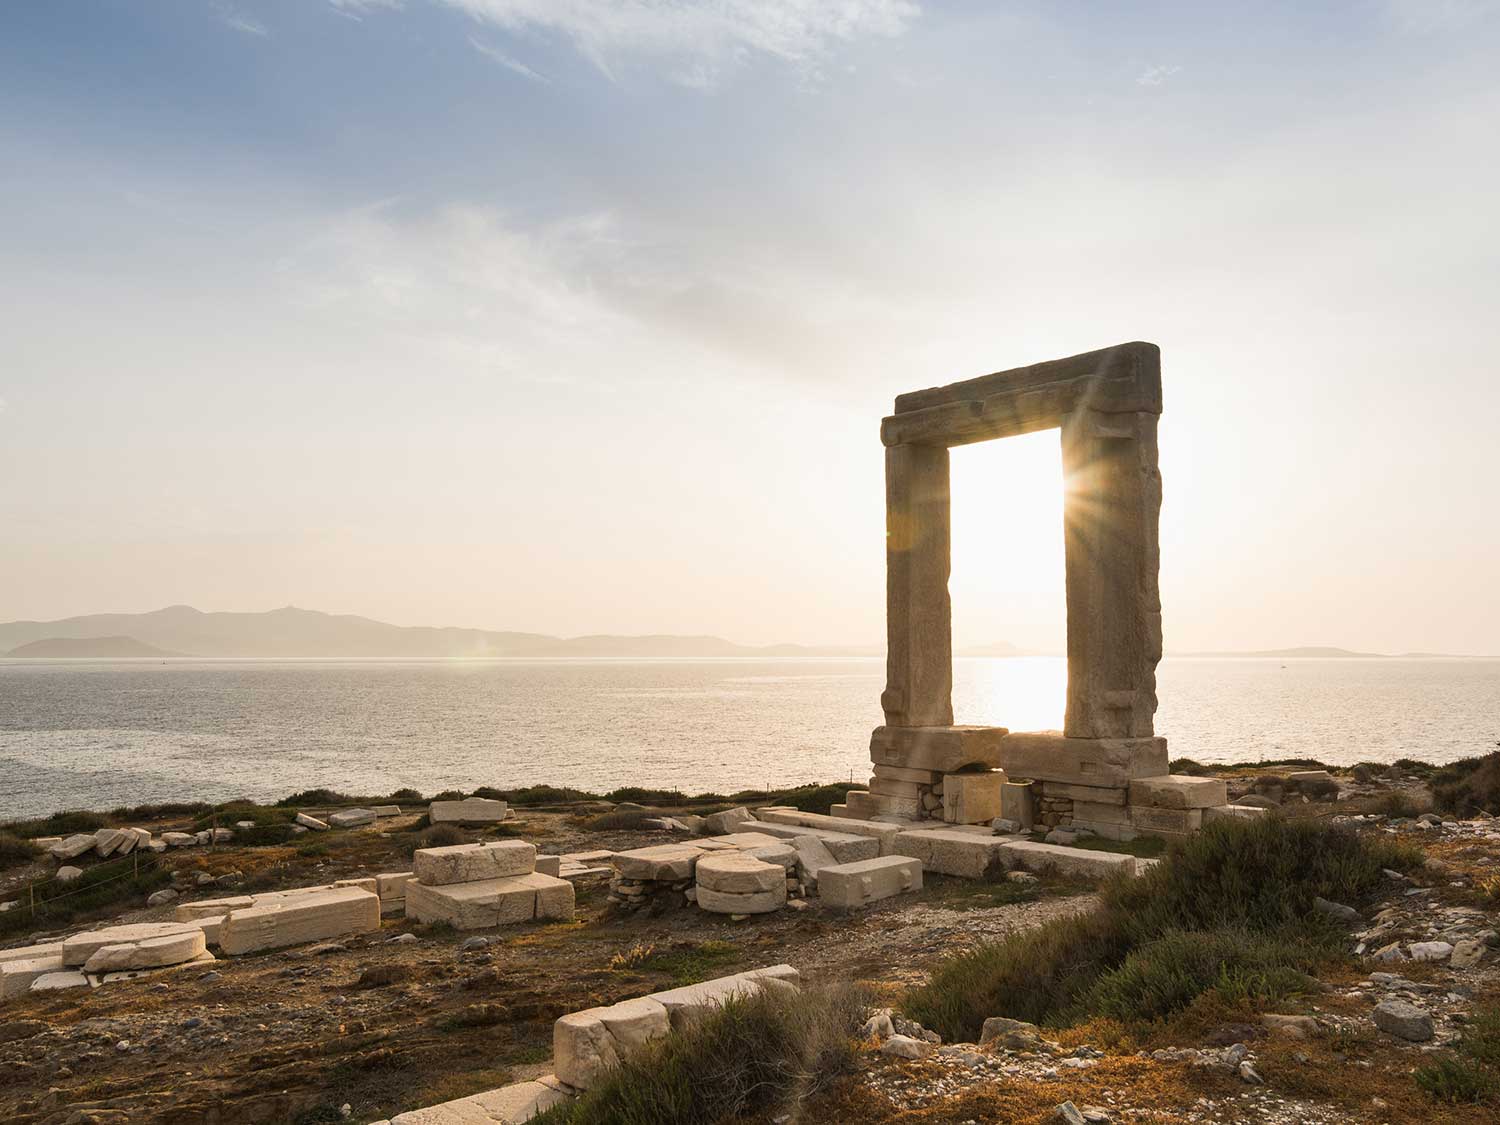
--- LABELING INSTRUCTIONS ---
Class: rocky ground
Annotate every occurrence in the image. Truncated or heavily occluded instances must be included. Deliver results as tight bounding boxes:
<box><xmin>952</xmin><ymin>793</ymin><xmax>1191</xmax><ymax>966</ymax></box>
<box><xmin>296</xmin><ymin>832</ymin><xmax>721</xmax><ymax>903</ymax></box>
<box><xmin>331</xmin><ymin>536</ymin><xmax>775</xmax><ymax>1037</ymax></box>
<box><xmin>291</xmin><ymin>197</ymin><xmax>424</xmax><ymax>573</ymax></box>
<box><xmin>1</xmin><ymin>764</ymin><xmax>1496</xmax><ymax>1124</ymax></box>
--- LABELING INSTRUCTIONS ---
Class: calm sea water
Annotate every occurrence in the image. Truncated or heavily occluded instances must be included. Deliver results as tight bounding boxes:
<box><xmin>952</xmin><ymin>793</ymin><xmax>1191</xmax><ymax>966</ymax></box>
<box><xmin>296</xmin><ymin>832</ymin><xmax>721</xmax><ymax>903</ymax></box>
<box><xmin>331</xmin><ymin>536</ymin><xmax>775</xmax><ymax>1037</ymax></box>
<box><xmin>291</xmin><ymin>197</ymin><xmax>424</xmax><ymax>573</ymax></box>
<box><xmin>1</xmin><ymin>657</ymin><xmax>1497</xmax><ymax>819</ymax></box>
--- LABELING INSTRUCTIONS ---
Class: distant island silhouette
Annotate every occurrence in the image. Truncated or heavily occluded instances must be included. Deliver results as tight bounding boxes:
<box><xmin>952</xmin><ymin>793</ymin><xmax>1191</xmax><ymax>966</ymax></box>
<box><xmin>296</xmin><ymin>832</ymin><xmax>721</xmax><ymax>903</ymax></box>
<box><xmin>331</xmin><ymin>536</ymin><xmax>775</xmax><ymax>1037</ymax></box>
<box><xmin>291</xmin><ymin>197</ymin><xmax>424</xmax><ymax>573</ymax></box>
<box><xmin>0</xmin><ymin>606</ymin><xmax>1477</xmax><ymax>659</ymax></box>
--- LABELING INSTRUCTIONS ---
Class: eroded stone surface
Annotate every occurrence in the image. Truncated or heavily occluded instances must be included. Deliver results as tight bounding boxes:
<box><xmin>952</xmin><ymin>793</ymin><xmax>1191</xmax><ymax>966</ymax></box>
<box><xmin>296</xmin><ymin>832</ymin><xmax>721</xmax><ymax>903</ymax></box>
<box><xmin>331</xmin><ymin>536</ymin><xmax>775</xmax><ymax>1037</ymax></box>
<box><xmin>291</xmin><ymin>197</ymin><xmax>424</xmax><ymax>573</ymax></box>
<box><xmin>430</xmin><ymin>798</ymin><xmax>510</xmax><ymax>825</ymax></box>
<box><xmin>819</xmin><ymin>856</ymin><xmax>923</xmax><ymax>908</ymax></box>
<box><xmin>404</xmin><ymin>873</ymin><xmax>574</xmax><ymax>930</ymax></box>
<box><xmin>414</xmin><ymin>841</ymin><xmax>537</xmax><ymax>886</ymax></box>
<box><xmin>695</xmin><ymin>853</ymin><xmax>784</xmax><ymax>895</ymax></box>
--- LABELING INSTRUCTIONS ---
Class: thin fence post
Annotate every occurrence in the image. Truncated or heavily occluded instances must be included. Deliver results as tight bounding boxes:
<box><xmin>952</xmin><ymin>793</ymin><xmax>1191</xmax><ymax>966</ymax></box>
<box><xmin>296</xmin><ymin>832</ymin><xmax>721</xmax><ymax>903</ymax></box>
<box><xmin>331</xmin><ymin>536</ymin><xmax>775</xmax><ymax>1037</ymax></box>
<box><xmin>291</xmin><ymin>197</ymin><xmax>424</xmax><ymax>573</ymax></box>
<box><xmin>29</xmin><ymin>882</ymin><xmax>35</xmax><ymax>917</ymax></box>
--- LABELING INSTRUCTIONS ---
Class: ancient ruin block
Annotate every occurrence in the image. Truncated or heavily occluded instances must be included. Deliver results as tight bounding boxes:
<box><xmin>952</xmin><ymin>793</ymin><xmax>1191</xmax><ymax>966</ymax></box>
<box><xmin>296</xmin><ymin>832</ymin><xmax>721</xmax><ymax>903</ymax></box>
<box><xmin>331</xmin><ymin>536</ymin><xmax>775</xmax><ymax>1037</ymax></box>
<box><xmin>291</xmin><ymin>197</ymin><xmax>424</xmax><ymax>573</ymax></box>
<box><xmin>413</xmin><ymin>841</ymin><xmax>536</xmax><ymax>885</ymax></box>
<box><xmin>869</xmin><ymin>725</ymin><xmax>1008</xmax><ymax>773</ymax></box>
<box><xmin>428</xmin><ymin>797</ymin><xmax>509</xmax><ymax>824</ymax></box>
<box><xmin>217</xmin><ymin>887</ymin><xmax>382</xmax><ymax>954</ymax></box>
<box><xmin>403</xmin><ymin>872</ymin><xmax>574</xmax><ymax>930</ymax></box>
<box><xmin>997</xmin><ymin>732</ymin><xmax>1168</xmax><ymax>787</ymax></box>
<box><xmin>882</xmin><ymin>443</ymin><xmax>954</xmax><ymax>727</ymax></box>
<box><xmin>1061</xmin><ymin>408</ymin><xmax>1161</xmax><ymax>739</ymax></box>
<box><xmin>1129</xmin><ymin>776</ymin><xmax>1227</xmax><ymax>810</ymax></box>
<box><xmin>818</xmin><ymin>856</ymin><xmax>923</xmax><ymax>908</ymax></box>
<box><xmin>942</xmin><ymin>771</ymin><xmax>1004</xmax><ymax>824</ymax></box>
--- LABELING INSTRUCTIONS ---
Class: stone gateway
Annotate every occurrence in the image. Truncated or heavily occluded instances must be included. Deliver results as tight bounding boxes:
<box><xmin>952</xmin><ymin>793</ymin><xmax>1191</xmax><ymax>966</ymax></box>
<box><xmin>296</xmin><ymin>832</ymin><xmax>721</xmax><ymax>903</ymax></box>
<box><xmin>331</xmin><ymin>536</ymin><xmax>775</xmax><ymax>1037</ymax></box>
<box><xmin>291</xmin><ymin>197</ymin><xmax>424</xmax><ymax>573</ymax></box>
<box><xmin>854</xmin><ymin>342</ymin><xmax>1225</xmax><ymax>838</ymax></box>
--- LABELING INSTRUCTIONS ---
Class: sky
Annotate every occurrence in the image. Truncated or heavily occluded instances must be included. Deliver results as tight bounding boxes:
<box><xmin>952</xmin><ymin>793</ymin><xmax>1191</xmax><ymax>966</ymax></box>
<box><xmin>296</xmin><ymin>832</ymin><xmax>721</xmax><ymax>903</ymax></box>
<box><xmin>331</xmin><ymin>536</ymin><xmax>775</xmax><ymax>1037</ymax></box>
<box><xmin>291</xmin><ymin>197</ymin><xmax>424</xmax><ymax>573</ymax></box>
<box><xmin>1</xmin><ymin>0</ymin><xmax>1497</xmax><ymax>654</ymax></box>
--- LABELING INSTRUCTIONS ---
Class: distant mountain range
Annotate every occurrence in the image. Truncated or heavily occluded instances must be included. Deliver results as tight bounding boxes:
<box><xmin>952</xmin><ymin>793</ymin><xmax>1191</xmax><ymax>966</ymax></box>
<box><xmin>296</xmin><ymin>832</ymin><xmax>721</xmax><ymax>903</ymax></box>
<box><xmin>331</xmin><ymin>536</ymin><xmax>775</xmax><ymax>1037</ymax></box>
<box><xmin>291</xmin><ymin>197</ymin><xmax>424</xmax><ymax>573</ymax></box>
<box><xmin>0</xmin><ymin>605</ymin><xmax>875</xmax><ymax>659</ymax></box>
<box><xmin>0</xmin><ymin>606</ymin><xmax>1478</xmax><ymax>659</ymax></box>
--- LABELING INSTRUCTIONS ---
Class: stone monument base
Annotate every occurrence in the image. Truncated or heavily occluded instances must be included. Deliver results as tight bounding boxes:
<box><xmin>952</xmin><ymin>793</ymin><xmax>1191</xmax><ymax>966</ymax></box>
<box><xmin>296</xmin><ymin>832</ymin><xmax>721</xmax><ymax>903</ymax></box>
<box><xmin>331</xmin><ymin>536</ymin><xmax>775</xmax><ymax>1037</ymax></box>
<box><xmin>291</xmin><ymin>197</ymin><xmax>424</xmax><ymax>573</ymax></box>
<box><xmin>851</xmin><ymin>726</ymin><xmax>1227</xmax><ymax>840</ymax></box>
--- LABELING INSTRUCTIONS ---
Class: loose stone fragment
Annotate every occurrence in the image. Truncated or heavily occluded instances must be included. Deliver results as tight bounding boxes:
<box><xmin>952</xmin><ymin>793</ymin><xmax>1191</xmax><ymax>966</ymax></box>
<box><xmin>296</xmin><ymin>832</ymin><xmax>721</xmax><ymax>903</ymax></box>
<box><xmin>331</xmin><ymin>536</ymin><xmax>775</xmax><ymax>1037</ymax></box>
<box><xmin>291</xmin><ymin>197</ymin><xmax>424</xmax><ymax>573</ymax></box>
<box><xmin>327</xmin><ymin>808</ymin><xmax>377</xmax><ymax>828</ymax></box>
<box><xmin>51</xmin><ymin>834</ymin><xmax>97</xmax><ymax>859</ymax></box>
<box><xmin>1373</xmin><ymin>999</ymin><xmax>1434</xmax><ymax>1041</ymax></box>
<box><xmin>818</xmin><ymin>856</ymin><xmax>922</xmax><ymax>908</ymax></box>
<box><xmin>881</xmin><ymin>1033</ymin><xmax>934</xmax><ymax>1059</ymax></box>
<box><xmin>429</xmin><ymin>798</ymin><xmax>509</xmax><ymax>825</ymax></box>
<box><xmin>295</xmin><ymin>814</ymin><xmax>328</xmax><ymax>831</ymax></box>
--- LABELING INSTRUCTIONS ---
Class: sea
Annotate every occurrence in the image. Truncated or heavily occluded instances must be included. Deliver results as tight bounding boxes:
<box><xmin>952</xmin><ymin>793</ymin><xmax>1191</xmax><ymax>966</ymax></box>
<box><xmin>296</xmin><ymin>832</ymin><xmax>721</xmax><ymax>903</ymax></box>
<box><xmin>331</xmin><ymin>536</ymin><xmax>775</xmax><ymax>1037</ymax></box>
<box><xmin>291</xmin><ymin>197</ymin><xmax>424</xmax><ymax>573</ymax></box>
<box><xmin>1</xmin><ymin>657</ymin><xmax>1497</xmax><ymax>820</ymax></box>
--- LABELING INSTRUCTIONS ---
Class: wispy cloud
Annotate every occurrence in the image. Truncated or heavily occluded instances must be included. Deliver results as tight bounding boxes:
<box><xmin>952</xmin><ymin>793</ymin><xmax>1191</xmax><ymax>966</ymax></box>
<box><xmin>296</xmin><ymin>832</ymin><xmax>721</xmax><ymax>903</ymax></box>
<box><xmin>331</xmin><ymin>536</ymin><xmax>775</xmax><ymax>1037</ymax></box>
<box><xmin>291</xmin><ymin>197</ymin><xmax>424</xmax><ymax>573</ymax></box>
<box><xmin>1136</xmin><ymin>63</ymin><xmax>1180</xmax><ymax>87</ymax></box>
<box><xmin>214</xmin><ymin>2</ymin><xmax>268</xmax><ymax>37</ymax></box>
<box><xmin>469</xmin><ymin>36</ymin><xmax>550</xmax><ymax>82</ymax></box>
<box><xmin>1383</xmin><ymin>0</ymin><xmax>1500</xmax><ymax>32</ymax></box>
<box><xmin>327</xmin><ymin>0</ymin><xmax>404</xmax><ymax>19</ymax></box>
<box><xmin>437</xmin><ymin>0</ymin><xmax>920</xmax><ymax>87</ymax></box>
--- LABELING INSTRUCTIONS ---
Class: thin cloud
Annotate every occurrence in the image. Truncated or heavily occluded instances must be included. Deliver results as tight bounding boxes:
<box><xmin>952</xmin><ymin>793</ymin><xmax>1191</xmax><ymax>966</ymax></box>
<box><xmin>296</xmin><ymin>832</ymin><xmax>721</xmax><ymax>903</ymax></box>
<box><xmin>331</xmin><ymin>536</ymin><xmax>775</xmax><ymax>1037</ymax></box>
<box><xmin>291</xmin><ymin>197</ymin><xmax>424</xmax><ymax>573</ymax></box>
<box><xmin>469</xmin><ymin>37</ymin><xmax>551</xmax><ymax>82</ymax></box>
<box><xmin>1136</xmin><ymin>64</ymin><xmax>1180</xmax><ymax>87</ymax></box>
<box><xmin>214</xmin><ymin>2</ymin><xmax>269</xmax><ymax>37</ymax></box>
<box><xmin>437</xmin><ymin>0</ymin><xmax>920</xmax><ymax>87</ymax></box>
<box><xmin>327</xmin><ymin>0</ymin><xmax>404</xmax><ymax>18</ymax></box>
<box><xmin>1383</xmin><ymin>0</ymin><xmax>1500</xmax><ymax>32</ymax></box>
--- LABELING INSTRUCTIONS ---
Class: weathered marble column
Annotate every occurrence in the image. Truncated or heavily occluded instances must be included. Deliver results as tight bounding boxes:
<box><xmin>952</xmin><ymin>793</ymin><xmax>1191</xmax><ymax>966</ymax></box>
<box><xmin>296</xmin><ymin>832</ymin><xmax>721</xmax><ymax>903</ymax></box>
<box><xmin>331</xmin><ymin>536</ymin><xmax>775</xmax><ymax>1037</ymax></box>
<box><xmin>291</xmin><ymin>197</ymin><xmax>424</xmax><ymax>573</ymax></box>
<box><xmin>1060</xmin><ymin>409</ymin><xmax>1162</xmax><ymax>739</ymax></box>
<box><xmin>882</xmin><ymin>443</ymin><xmax>953</xmax><ymax>728</ymax></box>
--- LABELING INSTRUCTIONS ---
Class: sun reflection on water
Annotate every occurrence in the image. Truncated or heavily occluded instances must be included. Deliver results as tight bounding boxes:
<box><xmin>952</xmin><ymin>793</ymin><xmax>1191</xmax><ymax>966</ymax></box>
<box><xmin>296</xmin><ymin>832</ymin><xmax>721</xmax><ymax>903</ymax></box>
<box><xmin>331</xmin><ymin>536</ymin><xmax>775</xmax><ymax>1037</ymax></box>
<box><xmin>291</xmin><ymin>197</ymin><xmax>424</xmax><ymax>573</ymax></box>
<box><xmin>953</xmin><ymin>656</ymin><xmax>1067</xmax><ymax>731</ymax></box>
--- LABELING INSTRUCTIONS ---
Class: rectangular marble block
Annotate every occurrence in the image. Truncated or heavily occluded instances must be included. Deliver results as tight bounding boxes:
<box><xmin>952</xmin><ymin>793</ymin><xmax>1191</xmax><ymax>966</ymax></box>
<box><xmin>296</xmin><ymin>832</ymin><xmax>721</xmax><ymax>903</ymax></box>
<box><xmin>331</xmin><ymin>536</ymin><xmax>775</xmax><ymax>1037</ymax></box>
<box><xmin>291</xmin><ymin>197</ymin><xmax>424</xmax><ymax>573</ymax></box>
<box><xmin>734</xmin><ymin>821</ymin><xmax>880</xmax><ymax>864</ymax></box>
<box><xmin>998</xmin><ymin>840</ymin><xmax>1138</xmax><ymax>879</ymax></box>
<box><xmin>997</xmin><ymin>732</ymin><xmax>1168</xmax><ymax>787</ymax></box>
<box><xmin>390</xmin><ymin>1078</ymin><xmax>573</xmax><ymax>1124</ymax></box>
<box><xmin>217</xmin><ymin>888</ymin><xmax>381</xmax><ymax>955</ymax></box>
<box><xmin>1071</xmin><ymin>800</ymin><xmax>1132</xmax><ymax>826</ymax></box>
<box><xmin>648</xmin><ymin>965</ymin><xmax>801</xmax><ymax>1031</ymax></box>
<box><xmin>752</xmin><ymin>809</ymin><xmax>901</xmax><ymax>855</ymax></box>
<box><xmin>429</xmin><ymin>798</ymin><xmax>509</xmax><ymax>825</ymax></box>
<box><xmin>893</xmin><ymin>828</ymin><xmax>1010</xmax><ymax>879</ymax></box>
<box><xmin>413</xmin><ymin>841</ymin><xmax>536</xmax><ymax>886</ymax></box>
<box><xmin>942</xmin><ymin>772</ymin><xmax>1004</xmax><ymax>824</ymax></box>
<box><xmin>1129</xmin><ymin>806</ymin><xmax>1203</xmax><ymax>835</ymax></box>
<box><xmin>840</xmin><ymin>790</ymin><xmax>878</xmax><ymax>818</ymax></box>
<box><xmin>818</xmin><ymin>856</ymin><xmax>923</xmax><ymax>908</ymax></box>
<box><xmin>872</xmin><ymin>764</ymin><xmax>946</xmax><ymax>785</ymax></box>
<box><xmin>999</xmin><ymin>781</ymin><xmax>1034</xmax><ymax>830</ymax></box>
<box><xmin>1128</xmin><ymin>776</ymin><xmax>1228</xmax><ymax>810</ymax></box>
<box><xmin>405</xmin><ymin>872</ymin><xmax>574</xmax><ymax>930</ymax></box>
<box><xmin>1039</xmin><ymin>781</ymin><xmax>1127</xmax><ymax>805</ymax></box>
<box><xmin>869</xmin><ymin>725</ymin><xmax>1008</xmax><ymax>774</ymax></box>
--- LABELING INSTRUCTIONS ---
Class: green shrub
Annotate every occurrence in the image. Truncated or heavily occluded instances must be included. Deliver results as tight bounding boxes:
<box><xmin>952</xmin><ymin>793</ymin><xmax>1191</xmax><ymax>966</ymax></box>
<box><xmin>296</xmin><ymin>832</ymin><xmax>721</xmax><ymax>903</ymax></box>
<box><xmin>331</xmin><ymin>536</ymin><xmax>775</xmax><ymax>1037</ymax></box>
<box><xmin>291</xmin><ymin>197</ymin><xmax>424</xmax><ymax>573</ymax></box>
<box><xmin>192</xmin><ymin>803</ymin><xmax>294</xmax><ymax>832</ymax></box>
<box><xmin>1432</xmin><ymin>753</ymin><xmax>1500</xmax><ymax>817</ymax></box>
<box><xmin>1085</xmin><ymin>928</ymin><xmax>1315</xmax><ymax>1022</ymax></box>
<box><xmin>904</xmin><ymin>816</ymin><xmax>1422</xmax><ymax>1040</ymax></box>
<box><xmin>0</xmin><ymin>832</ymin><xmax>41</xmax><ymax>872</ymax></box>
<box><xmin>1376</xmin><ymin>790</ymin><xmax>1422</xmax><ymax>819</ymax></box>
<box><xmin>604</xmin><ymin>787</ymin><xmax>691</xmax><ymax>806</ymax></box>
<box><xmin>276</xmin><ymin>789</ymin><xmax>351</xmax><ymax>808</ymax></box>
<box><xmin>3</xmin><ymin>809</ymin><xmax>108</xmax><ymax>839</ymax></box>
<box><xmin>534</xmin><ymin>983</ymin><xmax>866</xmax><ymax>1125</ymax></box>
<box><xmin>385</xmin><ymin>788</ymin><xmax>423</xmax><ymax>802</ymax></box>
<box><xmin>589</xmin><ymin>810</ymin><xmax>652</xmax><ymax>831</ymax></box>
<box><xmin>765</xmin><ymin>783</ymin><xmax>862</xmax><ymax>814</ymax></box>
<box><xmin>418</xmin><ymin>824</ymin><xmax>469</xmax><ymax>849</ymax></box>
<box><xmin>1168</xmin><ymin>758</ymin><xmax>1213</xmax><ymax>776</ymax></box>
<box><xmin>0</xmin><ymin>853</ymin><xmax>172</xmax><ymax>939</ymax></box>
<box><xmin>1416</xmin><ymin>1004</ymin><xmax>1500</xmax><ymax>1104</ymax></box>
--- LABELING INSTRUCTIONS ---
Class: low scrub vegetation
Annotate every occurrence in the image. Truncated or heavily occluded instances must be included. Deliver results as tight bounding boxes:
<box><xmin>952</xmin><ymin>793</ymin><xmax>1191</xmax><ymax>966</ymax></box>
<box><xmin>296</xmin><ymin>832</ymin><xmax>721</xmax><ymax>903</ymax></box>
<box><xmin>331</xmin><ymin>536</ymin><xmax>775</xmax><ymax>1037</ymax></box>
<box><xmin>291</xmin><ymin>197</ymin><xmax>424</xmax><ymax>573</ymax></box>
<box><xmin>904</xmin><ymin>816</ymin><xmax>1422</xmax><ymax>1040</ymax></box>
<box><xmin>0</xmin><ymin>831</ymin><xmax>41</xmax><ymax>872</ymax></box>
<box><xmin>0</xmin><ymin>853</ymin><xmax>172</xmax><ymax>938</ymax></box>
<box><xmin>1416</xmin><ymin>1003</ymin><xmax>1500</xmax><ymax>1105</ymax></box>
<box><xmin>1431</xmin><ymin>752</ymin><xmax>1500</xmax><ymax>817</ymax></box>
<box><xmin>534</xmin><ymin>983</ymin><xmax>867</xmax><ymax>1125</ymax></box>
